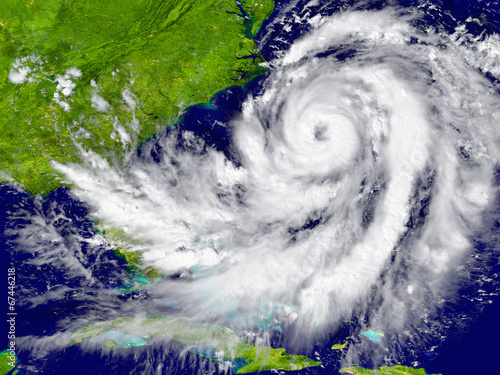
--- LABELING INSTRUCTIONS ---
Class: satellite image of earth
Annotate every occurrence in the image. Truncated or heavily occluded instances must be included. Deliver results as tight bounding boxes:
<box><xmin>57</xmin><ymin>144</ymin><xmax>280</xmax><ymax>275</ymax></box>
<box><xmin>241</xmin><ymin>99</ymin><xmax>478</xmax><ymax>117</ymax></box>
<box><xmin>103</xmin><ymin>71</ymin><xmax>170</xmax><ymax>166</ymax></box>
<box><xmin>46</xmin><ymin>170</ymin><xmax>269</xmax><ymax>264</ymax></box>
<box><xmin>1</xmin><ymin>0</ymin><xmax>500</xmax><ymax>374</ymax></box>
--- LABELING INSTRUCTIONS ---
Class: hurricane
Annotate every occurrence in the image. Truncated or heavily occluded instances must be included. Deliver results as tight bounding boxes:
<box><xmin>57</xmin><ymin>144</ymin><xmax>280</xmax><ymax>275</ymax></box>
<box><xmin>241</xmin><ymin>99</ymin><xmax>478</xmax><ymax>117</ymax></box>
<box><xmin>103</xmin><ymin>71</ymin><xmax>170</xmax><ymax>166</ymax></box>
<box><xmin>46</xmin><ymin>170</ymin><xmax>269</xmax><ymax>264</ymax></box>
<box><xmin>4</xmin><ymin>1</ymin><xmax>500</xmax><ymax>374</ymax></box>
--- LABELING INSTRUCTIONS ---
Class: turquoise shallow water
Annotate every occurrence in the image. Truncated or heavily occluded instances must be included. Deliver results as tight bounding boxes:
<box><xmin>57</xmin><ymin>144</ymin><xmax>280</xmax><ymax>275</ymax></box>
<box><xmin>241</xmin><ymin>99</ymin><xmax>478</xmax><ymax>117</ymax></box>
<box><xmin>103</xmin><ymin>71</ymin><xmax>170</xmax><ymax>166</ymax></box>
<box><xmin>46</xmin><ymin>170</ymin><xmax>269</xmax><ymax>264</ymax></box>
<box><xmin>96</xmin><ymin>330</ymin><xmax>150</xmax><ymax>348</ymax></box>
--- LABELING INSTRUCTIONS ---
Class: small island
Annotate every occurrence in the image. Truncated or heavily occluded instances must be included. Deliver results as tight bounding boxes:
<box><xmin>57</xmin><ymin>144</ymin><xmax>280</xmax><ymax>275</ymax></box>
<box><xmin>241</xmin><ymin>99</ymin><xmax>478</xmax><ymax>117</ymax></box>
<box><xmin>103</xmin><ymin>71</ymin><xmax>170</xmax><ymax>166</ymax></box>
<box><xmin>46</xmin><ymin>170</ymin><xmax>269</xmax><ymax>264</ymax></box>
<box><xmin>332</xmin><ymin>337</ymin><xmax>349</xmax><ymax>350</ymax></box>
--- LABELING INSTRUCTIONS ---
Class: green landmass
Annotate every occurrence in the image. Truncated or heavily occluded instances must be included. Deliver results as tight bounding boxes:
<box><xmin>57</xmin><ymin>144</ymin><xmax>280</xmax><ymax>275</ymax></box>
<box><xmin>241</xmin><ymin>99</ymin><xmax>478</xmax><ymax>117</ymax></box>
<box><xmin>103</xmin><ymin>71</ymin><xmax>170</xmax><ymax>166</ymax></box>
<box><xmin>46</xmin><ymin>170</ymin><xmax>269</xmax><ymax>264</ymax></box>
<box><xmin>332</xmin><ymin>337</ymin><xmax>349</xmax><ymax>350</ymax></box>
<box><xmin>69</xmin><ymin>315</ymin><xmax>321</xmax><ymax>373</ymax></box>
<box><xmin>339</xmin><ymin>365</ymin><xmax>442</xmax><ymax>375</ymax></box>
<box><xmin>240</xmin><ymin>0</ymin><xmax>274</xmax><ymax>36</ymax></box>
<box><xmin>105</xmin><ymin>229</ymin><xmax>162</xmax><ymax>278</ymax></box>
<box><xmin>93</xmin><ymin>221</ymin><xmax>163</xmax><ymax>288</ymax></box>
<box><xmin>0</xmin><ymin>350</ymin><xmax>16</xmax><ymax>375</ymax></box>
<box><xmin>0</xmin><ymin>0</ymin><xmax>274</xmax><ymax>195</ymax></box>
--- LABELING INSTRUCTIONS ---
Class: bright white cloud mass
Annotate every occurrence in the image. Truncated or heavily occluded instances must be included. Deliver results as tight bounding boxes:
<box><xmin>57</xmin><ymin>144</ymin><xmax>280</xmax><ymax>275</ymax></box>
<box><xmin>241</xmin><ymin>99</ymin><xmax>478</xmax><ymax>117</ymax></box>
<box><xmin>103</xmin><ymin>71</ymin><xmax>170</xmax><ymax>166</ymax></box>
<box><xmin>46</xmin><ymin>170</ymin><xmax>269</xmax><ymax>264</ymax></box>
<box><xmin>19</xmin><ymin>7</ymin><xmax>499</xmax><ymax>368</ymax></box>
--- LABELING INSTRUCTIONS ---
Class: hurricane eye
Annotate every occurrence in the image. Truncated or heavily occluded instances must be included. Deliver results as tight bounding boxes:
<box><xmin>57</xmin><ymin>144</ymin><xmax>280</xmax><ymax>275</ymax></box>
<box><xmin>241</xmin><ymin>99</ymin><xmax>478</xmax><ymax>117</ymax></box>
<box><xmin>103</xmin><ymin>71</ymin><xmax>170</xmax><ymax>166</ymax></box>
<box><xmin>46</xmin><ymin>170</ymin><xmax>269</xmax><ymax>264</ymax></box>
<box><xmin>313</xmin><ymin>124</ymin><xmax>329</xmax><ymax>141</ymax></box>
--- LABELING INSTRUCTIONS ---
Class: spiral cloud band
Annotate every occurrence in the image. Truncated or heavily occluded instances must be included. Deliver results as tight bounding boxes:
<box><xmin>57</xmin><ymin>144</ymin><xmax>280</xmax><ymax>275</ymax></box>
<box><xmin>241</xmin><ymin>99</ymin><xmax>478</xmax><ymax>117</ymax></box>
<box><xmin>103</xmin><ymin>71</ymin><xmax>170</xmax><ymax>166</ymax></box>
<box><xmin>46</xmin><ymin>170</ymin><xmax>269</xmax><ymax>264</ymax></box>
<box><xmin>53</xmin><ymin>8</ymin><xmax>500</xmax><ymax>366</ymax></box>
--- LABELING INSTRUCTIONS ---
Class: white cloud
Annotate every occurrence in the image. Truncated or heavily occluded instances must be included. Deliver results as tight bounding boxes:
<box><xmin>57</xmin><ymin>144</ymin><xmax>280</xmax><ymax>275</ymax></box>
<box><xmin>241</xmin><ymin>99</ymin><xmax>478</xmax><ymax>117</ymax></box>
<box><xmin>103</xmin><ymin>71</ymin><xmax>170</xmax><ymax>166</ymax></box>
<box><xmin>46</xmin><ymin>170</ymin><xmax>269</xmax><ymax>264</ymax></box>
<box><xmin>91</xmin><ymin>92</ymin><xmax>110</xmax><ymax>112</ymax></box>
<box><xmin>66</xmin><ymin>67</ymin><xmax>82</xmax><ymax>78</ymax></box>
<box><xmin>52</xmin><ymin>67</ymin><xmax>82</xmax><ymax>111</ymax></box>
<box><xmin>7</xmin><ymin>52</ymin><xmax>44</xmax><ymax>84</ymax></box>
<box><xmin>55</xmin><ymin>74</ymin><xmax>76</xmax><ymax>96</ymax></box>
<box><xmin>8</xmin><ymin>67</ymin><xmax>31</xmax><ymax>84</ymax></box>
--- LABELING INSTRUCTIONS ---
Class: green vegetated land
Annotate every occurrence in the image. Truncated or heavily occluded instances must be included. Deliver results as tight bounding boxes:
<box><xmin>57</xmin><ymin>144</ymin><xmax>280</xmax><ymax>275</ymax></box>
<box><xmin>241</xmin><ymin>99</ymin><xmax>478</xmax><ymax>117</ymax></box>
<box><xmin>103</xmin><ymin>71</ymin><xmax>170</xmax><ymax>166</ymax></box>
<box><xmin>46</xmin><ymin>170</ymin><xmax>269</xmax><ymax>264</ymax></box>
<box><xmin>69</xmin><ymin>315</ymin><xmax>321</xmax><ymax>374</ymax></box>
<box><xmin>339</xmin><ymin>365</ymin><xmax>442</xmax><ymax>375</ymax></box>
<box><xmin>0</xmin><ymin>350</ymin><xmax>17</xmax><ymax>375</ymax></box>
<box><xmin>0</xmin><ymin>0</ymin><xmax>274</xmax><ymax>194</ymax></box>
